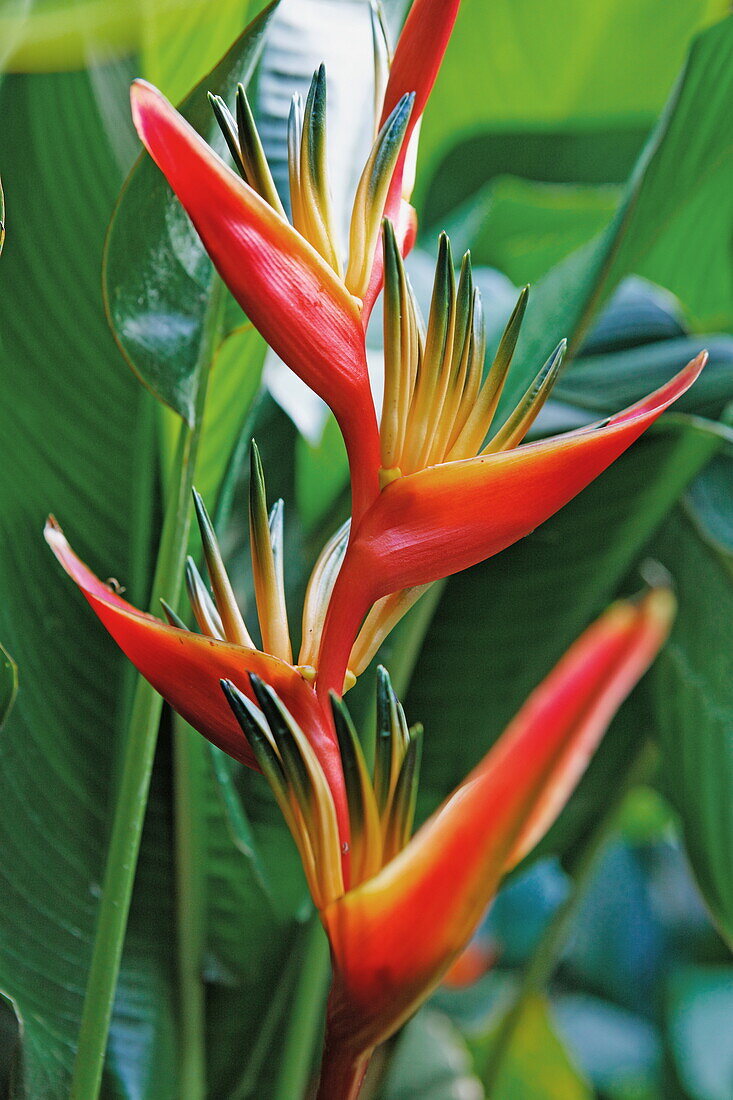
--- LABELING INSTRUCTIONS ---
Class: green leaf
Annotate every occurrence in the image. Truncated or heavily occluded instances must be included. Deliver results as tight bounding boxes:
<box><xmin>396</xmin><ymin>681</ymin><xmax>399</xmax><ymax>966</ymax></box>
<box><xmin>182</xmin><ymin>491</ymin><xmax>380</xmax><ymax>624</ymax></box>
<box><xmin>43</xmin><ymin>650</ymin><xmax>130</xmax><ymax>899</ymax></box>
<box><xmin>159</xmin><ymin>324</ymin><xmax>267</xmax><ymax>522</ymax></box>
<box><xmin>553</xmin><ymin>993</ymin><xmax>662</xmax><ymax>1098</ymax></box>
<box><xmin>684</xmin><ymin>449</ymin><xmax>733</xmax><ymax>561</ymax></box>
<box><xmin>667</xmin><ymin>965</ymin><xmax>733</xmax><ymax>1100</ymax></box>
<box><xmin>556</xmin><ymin>336</ymin><xmax>733</xmax><ymax>421</ymax></box>
<box><xmin>0</xmin><ymin>642</ymin><xmax>17</xmax><ymax>729</ymax></box>
<box><xmin>417</xmin><ymin>0</ymin><xmax>725</xmax><ymax>206</ymax></box>
<box><xmin>651</xmin><ymin>509</ymin><xmax>733</xmax><ymax>945</ymax></box>
<box><xmin>0</xmin><ymin>69</ymin><xmax>175</xmax><ymax>1097</ymax></box>
<box><xmin>104</xmin><ymin>0</ymin><xmax>277</xmax><ymax>423</ymax></box>
<box><xmin>471</xmin><ymin>994</ymin><xmax>591</xmax><ymax>1099</ymax></box>
<box><xmin>382</xmin><ymin>1009</ymin><xmax>483</xmax><ymax>1100</ymax></box>
<box><xmin>404</xmin><ymin>421</ymin><xmax>721</xmax><ymax>855</ymax></box>
<box><xmin>1</xmin><ymin>0</ymin><xmax>254</xmax><ymax>73</ymax></box>
<box><xmin>446</xmin><ymin>176</ymin><xmax>618</xmax><ymax>285</ymax></box>
<box><xmin>203</xmin><ymin>747</ymin><xmax>284</xmax><ymax>985</ymax></box>
<box><xmin>502</xmin><ymin>15</ymin><xmax>733</xmax><ymax>414</ymax></box>
<box><xmin>295</xmin><ymin>413</ymin><xmax>349</xmax><ymax>533</ymax></box>
<box><xmin>140</xmin><ymin>0</ymin><xmax>255</xmax><ymax>105</ymax></box>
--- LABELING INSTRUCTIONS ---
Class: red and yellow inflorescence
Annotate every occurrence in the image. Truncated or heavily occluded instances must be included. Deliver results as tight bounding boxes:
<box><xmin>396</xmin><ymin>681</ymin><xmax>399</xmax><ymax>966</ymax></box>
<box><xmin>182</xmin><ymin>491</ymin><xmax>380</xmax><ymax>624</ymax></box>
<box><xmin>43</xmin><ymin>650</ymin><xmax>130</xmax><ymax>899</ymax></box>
<box><xmin>46</xmin><ymin>0</ymin><xmax>705</xmax><ymax>1095</ymax></box>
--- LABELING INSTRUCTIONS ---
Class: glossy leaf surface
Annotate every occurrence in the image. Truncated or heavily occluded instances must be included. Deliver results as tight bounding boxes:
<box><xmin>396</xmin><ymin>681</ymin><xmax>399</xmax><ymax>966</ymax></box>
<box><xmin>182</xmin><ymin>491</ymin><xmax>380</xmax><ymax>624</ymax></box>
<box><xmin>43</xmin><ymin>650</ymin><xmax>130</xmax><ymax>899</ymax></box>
<box><xmin>104</xmin><ymin>1</ymin><xmax>277</xmax><ymax>422</ymax></box>
<box><xmin>653</xmin><ymin>510</ymin><xmax>733</xmax><ymax>945</ymax></box>
<box><xmin>0</xmin><ymin>70</ymin><xmax>176</xmax><ymax>1098</ymax></box>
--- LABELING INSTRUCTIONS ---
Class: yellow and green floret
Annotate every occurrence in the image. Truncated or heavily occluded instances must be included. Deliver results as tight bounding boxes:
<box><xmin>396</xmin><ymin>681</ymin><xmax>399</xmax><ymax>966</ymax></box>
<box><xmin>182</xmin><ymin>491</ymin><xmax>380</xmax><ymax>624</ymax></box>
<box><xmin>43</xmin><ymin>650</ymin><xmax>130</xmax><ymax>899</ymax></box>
<box><xmin>208</xmin><ymin>64</ymin><xmax>414</xmax><ymax>299</ymax></box>
<box><xmin>221</xmin><ymin>666</ymin><xmax>423</xmax><ymax>906</ymax></box>
<box><xmin>378</xmin><ymin>220</ymin><xmax>567</xmax><ymax>486</ymax></box>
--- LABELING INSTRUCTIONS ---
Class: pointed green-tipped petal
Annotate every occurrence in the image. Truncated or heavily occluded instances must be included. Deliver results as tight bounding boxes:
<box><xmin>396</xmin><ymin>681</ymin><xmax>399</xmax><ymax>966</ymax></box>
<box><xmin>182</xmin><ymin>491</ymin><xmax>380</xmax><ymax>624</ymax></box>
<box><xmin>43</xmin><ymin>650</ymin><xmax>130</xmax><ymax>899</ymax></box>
<box><xmin>383</xmin><ymin>723</ymin><xmax>423</xmax><ymax>862</ymax></box>
<box><xmin>208</xmin><ymin>92</ymin><xmax>245</xmax><ymax>177</ymax></box>
<box><xmin>330</xmin><ymin>693</ymin><xmax>382</xmax><ymax>886</ymax></box>
<box><xmin>193</xmin><ymin>488</ymin><xmax>254</xmax><ymax>647</ymax></box>
<box><xmin>251</xmin><ymin>674</ymin><xmax>345</xmax><ymax>904</ymax></box>
<box><xmin>323</xmin><ymin>590</ymin><xmax>675</xmax><ymax>1055</ymax></box>
<box><xmin>345</xmin><ymin>92</ymin><xmax>414</xmax><ymax>299</ymax></box>
<box><xmin>222</xmin><ymin>679</ymin><xmax>287</xmax><ymax>798</ymax></box>
<box><xmin>370</xmin><ymin>0</ymin><xmax>391</xmax><ymax>128</ymax></box>
<box><xmin>222</xmin><ymin>677</ymin><xmax>326</xmax><ymax>906</ymax></box>
<box><xmin>249</xmin><ymin>442</ymin><xmax>292</xmax><ymax>662</ymax></box>
<box><xmin>250</xmin><ymin>674</ymin><xmax>314</xmax><ymax>820</ymax></box>
<box><xmin>299</xmin><ymin>520</ymin><xmax>351</xmax><ymax>670</ymax></box>
<box><xmin>373</xmin><ymin>666</ymin><xmax>397</xmax><ymax>815</ymax></box>
<box><xmin>185</xmin><ymin>555</ymin><xmax>225</xmax><ymax>639</ymax></box>
<box><xmin>380</xmin><ymin>217</ymin><xmax>419</xmax><ymax>471</ymax></box>
<box><xmin>234</xmin><ymin>83</ymin><xmax>286</xmax><ymax>216</ymax></box>
<box><xmin>160</xmin><ymin>598</ymin><xmax>188</xmax><ymax>631</ymax></box>
<box><xmin>424</xmin><ymin>251</ymin><xmax>476</xmax><ymax>465</ymax></box>
<box><xmin>299</xmin><ymin>64</ymin><xmax>342</xmax><ymax>274</ymax></box>
<box><xmin>482</xmin><ymin>339</ymin><xmax>565</xmax><ymax>454</ymax></box>
<box><xmin>372</xmin><ymin>665</ymin><xmax>408</xmax><ymax>817</ymax></box>
<box><xmin>287</xmin><ymin>91</ymin><xmax>305</xmax><ymax>230</ymax></box>
<box><xmin>448</xmin><ymin>284</ymin><xmax>528</xmax><ymax>461</ymax></box>
<box><xmin>401</xmin><ymin>232</ymin><xmax>455</xmax><ymax>473</ymax></box>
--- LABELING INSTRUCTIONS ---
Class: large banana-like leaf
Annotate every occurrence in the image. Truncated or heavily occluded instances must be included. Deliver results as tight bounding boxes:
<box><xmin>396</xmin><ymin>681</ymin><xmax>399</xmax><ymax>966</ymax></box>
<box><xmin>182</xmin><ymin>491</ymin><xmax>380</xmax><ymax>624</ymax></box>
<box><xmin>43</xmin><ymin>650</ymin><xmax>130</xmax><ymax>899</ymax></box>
<box><xmin>498</xmin><ymin>15</ymin><xmax>733</xmax><ymax>416</ymax></box>
<box><xmin>104</xmin><ymin>0</ymin><xmax>276</xmax><ymax>423</ymax></box>
<box><xmin>417</xmin><ymin>0</ymin><xmax>726</xmax><ymax>207</ymax></box>
<box><xmin>653</xmin><ymin>510</ymin><xmax>733</xmax><ymax>947</ymax></box>
<box><xmin>0</xmin><ymin>69</ymin><xmax>176</xmax><ymax>1098</ymax></box>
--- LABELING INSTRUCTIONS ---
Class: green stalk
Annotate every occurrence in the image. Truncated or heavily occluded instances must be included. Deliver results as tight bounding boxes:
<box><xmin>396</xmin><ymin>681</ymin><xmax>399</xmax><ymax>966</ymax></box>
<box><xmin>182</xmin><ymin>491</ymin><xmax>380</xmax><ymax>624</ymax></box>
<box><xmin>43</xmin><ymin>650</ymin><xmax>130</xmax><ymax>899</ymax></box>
<box><xmin>229</xmin><ymin>948</ymin><xmax>299</xmax><ymax>1100</ymax></box>
<box><xmin>482</xmin><ymin>739</ymin><xmax>658</xmax><ymax>1095</ymax></box>
<box><xmin>69</xmin><ymin>283</ymin><xmax>223</xmax><ymax>1100</ymax></box>
<box><xmin>173</xmin><ymin>718</ymin><xmax>208</xmax><ymax>1099</ymax></box>
<box><xmin>272</xmin><ymin>916</ymin><xmax>331</xmax><ymax>1100</ymax></box>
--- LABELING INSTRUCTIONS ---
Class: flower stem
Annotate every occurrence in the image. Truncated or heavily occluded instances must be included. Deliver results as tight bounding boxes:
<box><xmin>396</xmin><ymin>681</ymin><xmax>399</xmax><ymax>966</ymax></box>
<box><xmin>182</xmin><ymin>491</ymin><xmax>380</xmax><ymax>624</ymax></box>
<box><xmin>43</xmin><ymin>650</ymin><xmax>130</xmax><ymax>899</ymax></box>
<box><xmin>69</xmin><ymin>284</ymin><xmax>223</xmax><ymax>1100</ymax></box>
<box><xmin>316</xmin><ymin>1039</ymin><xmax>370</xmax><ymax>1100</ymax></box>
<box><xmin>272</xmin><ymin>916</ymin><xmax>331</xmax><ymax>1100</ymax></box>
<box><xmin>481</xmin><ymin>738</ymin><xmax>658</xmax><ymax>1095</ymax></box>
<box><xmin>173</xmin><ymin>718</ymin><xmax>208</xmax><ymax>1099</ymax></box>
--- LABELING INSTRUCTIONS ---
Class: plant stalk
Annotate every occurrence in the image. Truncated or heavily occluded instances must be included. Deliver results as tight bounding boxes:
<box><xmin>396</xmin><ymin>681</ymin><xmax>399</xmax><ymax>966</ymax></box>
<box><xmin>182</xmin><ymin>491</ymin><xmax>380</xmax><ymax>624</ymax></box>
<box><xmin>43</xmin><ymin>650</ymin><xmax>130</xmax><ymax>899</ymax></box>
<box><xmin>272</xmin><ymin>916</ymin><xmax>331</xmax><ymax>1100</ymax></box>
<box><xmin>173</xmin><ymin>718</ymin><xmax>208</xmax><ymax>1098</ymax></box>
<box><xmin>316</xmin><ymin>1039</ymin><xmax>370</xmax><ymax>1100</ymax></box>
<box><xmin>69</xmin><ymin>284</ymin><xmax>223</xmax><ymax>1100</ymax></box>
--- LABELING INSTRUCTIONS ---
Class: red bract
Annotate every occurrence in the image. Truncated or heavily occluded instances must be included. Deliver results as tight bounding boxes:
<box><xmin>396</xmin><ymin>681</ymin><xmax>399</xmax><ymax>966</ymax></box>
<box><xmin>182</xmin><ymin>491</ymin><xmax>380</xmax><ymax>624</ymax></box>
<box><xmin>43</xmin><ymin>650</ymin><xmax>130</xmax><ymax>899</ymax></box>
<box><xmin>316</xmin><ymin>354</ymin><xmax>705</xmax><ymax>695</ymax></box>
<box><xmin>362</xmin><ymin>0</ymin><xmax>461</xmax><ymax>314</ymax></box>
<box><xmin>43</xmin><ymin>518</ymin><xmax>347</xmax><ymax>824</ymax></box>
<box><xmin>130</xmin><ymin>0</ymin><xmax>462</xmax><ymax>519</ymax></box>
<box><xmin>130</xmin><ymin>80</ymin><xmax>381</xmax><ymax>523</ymax></box>
<box><xmin>317</xmin><ymin>589</ymin><xmax>674</xmax><ymax>1093</ymax></box>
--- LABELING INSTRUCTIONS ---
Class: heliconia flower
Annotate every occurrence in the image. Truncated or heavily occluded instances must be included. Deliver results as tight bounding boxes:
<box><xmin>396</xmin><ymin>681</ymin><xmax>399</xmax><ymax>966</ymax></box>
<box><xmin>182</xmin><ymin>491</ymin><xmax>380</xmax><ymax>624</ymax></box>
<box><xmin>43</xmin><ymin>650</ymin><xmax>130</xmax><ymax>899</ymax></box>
<box><xmin>43</xmin><ymin>445</ymin><xmax>355</xmax><ymax>841</ymax></box>
<box><xmin>315</xmin><ymin>337</ymin><xmax>705</xmax><ymax>696</ymax></box>
<box><xmin>131</xmin><ymin>78</ymin><xmax>380</xmax><ymax>524</ymax></box>
<box><xmin>361</xmin><ymin>0</ymin><xmax>461</xmax><ymax>312</ymax></box>
<box><xmin>223</xmin><ymin>589</ymin><xmax>675</xmax><ymax>1099</ymax></box>
<box><xmin>130</xmin><ymin>0</ymin><xmax>459</xmax><ymax>522</ymax></box>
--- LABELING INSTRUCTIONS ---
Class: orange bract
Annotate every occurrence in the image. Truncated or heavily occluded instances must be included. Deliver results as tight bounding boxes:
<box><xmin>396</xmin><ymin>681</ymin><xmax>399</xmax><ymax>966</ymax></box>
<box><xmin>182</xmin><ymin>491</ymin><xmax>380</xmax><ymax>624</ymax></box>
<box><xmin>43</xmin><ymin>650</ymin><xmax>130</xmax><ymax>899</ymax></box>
<box><xmin>316</xmin><ymin>353</ymin><xmax>705</xmax><ymax>696</ymax></box>
<box><xmin>321</xmin><ymin>589</ymin><xmax>674</xmax><ymax>1056</ymax></box>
